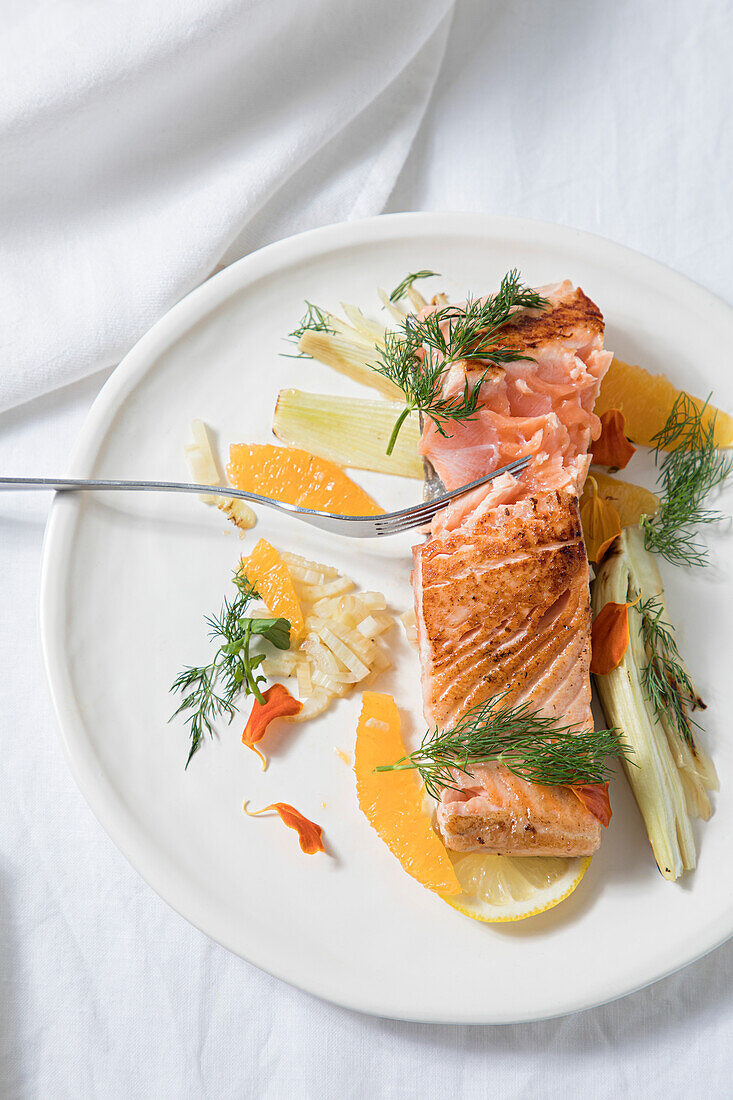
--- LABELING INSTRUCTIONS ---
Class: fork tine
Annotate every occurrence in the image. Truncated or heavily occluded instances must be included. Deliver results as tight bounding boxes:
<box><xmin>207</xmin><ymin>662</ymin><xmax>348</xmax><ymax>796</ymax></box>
<box><xmin>375</xmin><ymin>454</ymin><xmax>533</xmax><ymax>534</ymax></box>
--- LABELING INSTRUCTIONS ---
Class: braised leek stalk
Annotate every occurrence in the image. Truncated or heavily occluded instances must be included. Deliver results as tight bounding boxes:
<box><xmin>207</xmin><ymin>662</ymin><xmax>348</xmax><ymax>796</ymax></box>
<box><xmin>592</xmin><ymin>527</ymin><xmax>717</xmax><ymax>879</ymax></box>
<box><xmin>273</xmin><ymin>389</ymin><xmax>423</xmax><ymax>478</ymax></box>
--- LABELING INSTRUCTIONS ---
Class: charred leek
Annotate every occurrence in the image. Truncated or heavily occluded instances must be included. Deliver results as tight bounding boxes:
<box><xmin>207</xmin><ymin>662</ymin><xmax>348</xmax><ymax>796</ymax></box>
<box><xmin>592</xmin><ymin>527</ymin><xmax>717</xmax><ymax>879</ymax></box>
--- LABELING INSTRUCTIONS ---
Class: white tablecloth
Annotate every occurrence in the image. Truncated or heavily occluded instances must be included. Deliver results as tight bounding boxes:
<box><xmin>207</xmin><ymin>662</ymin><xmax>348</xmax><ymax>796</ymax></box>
<box><xmin>2</xmin><ymin>2</ymin><xmax>733</xmax><ymax>1096</ymax></box>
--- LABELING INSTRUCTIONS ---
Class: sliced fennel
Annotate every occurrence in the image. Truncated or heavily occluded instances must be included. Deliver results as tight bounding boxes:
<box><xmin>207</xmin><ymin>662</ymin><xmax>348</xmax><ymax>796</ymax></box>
<box><xmin>592</xmin><ymin>526</ymin><xmax>717</xmax><ymax>880</ymax></box>
<box><xmin>184</xmin><ymin>419</ymin><xmax>256</xmax><ymax>530</ymax></box>
<box><xmin>298</xmin><ymin>330</ymin><xmax>400</xmax><ymax>398</ymax></box>
<box><xmin>273</xmin><ymin>389</ymin><xmax>423</xmax><ymax>478</ymax></box>
<box><xmin>184</xmin><ymin>419</ymin><xmax>222</xmax><ymax>504</ymax></box>
<box><xmin>295</xmin><ymin>302</ymin><xmax>402</xmax><ymax>398</ymax></box>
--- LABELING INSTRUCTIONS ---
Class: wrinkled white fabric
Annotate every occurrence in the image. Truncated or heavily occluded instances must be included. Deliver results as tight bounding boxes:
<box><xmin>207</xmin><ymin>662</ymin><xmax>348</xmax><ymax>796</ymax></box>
<box><xmin>0</xmin><ymin>0</ymin><xmax>453</xmax><ymax>412</ymax></box>
<box><xmin>3</xmin><ymin>1</ymin><xmax>733</xmax><ymax>1098</ymax></box>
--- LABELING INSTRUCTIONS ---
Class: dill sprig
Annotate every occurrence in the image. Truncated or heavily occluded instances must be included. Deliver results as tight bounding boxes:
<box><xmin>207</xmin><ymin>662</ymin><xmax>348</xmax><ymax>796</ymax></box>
<box><xmin>637</xmin><ymin>594</ymin><xmax>704</xmax><ymax>748</ymax></box>
<box><xmin>375</xmin><ymin>694</ymin><xmax>628</xmax><ymax>799</ymax></box>
<box><xmin>640</xmin><ymin>392</ymin><xmax>732</xmax><ymax>567</ymax></box>
<box><xmin>284</xmin><ymin>301</ymin><xmax>334</xmax><ymax>357</ymax></box>
<box><xmin>371</xmin><ymin>270</ymin><xmax>549</xmax><ymax>454</ymax></box>
<box><xmin>388</xmin><ymin>270</ymin><xmax>441</xmax><ymax>303</ymax></box>
<box><xmin>170</xmin><ymin>572</ymin><xmax>291</xmax><ymax>766</ymax></box>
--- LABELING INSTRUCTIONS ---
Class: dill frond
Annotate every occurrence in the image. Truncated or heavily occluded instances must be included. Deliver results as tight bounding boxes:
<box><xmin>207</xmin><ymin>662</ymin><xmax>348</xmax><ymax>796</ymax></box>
<box><xmin>375</xmin><ymin>693</ymin><xmax>628</xmax><ymax>799</ymax></box>
<box><xmin>285</xmin><ymin>302</ymin><xmax>335</xmax><ymax>357</ymax></box>
<box><xmin>370</xmin><ymin>270</ymin><xmax>549</xmax><ymax>453</ymax></box>
<box><xmin>637</xmin><ymin>595</ymin><xmax>704</xmax><ymax>748</ymax></box>
<box><xmin>641</xmin><ymin>392</ymin><xmax>732</xmax><ymax>567</ymax></box>
<box><xmin>170</xmin><ymin>572</ymin><xmax>291</xmax><ymax>766</ymax></box>
<box><xmin>388</xmin><ymin>270</ymin><xmax>441</xmax><ymax>303</ymax></box>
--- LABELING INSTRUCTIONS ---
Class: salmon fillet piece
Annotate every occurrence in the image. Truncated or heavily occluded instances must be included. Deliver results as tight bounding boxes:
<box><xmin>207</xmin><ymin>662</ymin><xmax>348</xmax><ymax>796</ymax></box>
<box><xmin>420</xmin><ymin>281</ymin><xmax>612</xmax><ymax>531</ymax></box>
<box><xmin>415</xmin><ymin>491</ymin><xmax>592</xmax><ymax>731</ymax></box>
<box><xmin>414</xmin><ymin>489</ymin><xmax>601</xmax><ymax>856</ymax></box>
<box><xmin>438</xmin><ymin>766</ymin><xmax>601</xmax><ymax>856</ymax></box>
<box><xmin>411</xmin><ymin>280</ymin><xmax>613</xmax><ymax>856</ymax></box>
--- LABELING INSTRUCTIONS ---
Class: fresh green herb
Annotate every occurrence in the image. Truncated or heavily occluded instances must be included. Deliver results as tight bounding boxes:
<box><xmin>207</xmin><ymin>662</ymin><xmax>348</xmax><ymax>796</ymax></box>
<box><xmin>371</xmin><ymin>270</ymin><xmax>549</xmax><ymax>454</ymax></box>
<box><xmin>284</xmin><ymin>301</ymin><xmax>334</xmax><ymax>357</ymax></box>
<box><xmin>375</xmin><ymin>693</ymin><xmax>628</xmax><ymax>799</ymax></box>
<box><xmin>640</xmin><ymin>392</ymin><xmax>732</xmax><ymax>567</ymax></box>
<box><xmin>637</xmin><ymin>594</ymin><xmax>704</xmax><ymax>748</ymax></box>
<box><xmin>388</xmin><ymin>270</ymin><xmax>441</xmax><ymax>303</ymax></box>
<box><xmin>170</xmin><ymin>572</ymin><xmax>291</xmax><ymax>766</ymax></box>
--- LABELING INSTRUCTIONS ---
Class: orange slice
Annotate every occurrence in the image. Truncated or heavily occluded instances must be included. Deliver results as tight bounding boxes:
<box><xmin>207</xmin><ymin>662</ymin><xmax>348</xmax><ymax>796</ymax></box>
<box><xmin>583</xmin><ymin>471</ymin><xmax>660</xmax><ymax>528</ymax></box>
<box><xmin>228</xmin><ymin>443</ymin><xmax>383</xmax><ymax>516</ymax></box>
<box><xmin>240</xmin><ymin>538</ymin><xmax>305</xmax><ymax>643</ymax></box>
<box><xmin>355</xmin><ymin>692</ymin><xmax>461</xmax><ymax>895</ymax></box>
<box><xmin>596</xmin><ymin>358</ymin><xmax>733</xmax><ymax>449</ymax></box>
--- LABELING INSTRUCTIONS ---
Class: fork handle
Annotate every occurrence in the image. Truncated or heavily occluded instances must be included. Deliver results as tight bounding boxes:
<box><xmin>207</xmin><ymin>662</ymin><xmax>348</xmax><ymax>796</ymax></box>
<box><xmin>0</xmin><ymin>476</ymin><xmax>238</xmax><ymax>496</ymax></box>
<box><xmin>0</xmin><ymin>475</ymin><xmax>352</xmax><ymax>529</ymax></box>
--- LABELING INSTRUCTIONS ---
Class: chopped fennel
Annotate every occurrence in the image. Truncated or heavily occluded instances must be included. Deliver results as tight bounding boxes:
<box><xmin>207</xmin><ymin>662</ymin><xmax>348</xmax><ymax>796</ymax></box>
<box><xmin>262</xmin><ymin>551</ymin><xmax>396</xmax><ymax>723</ymax></box>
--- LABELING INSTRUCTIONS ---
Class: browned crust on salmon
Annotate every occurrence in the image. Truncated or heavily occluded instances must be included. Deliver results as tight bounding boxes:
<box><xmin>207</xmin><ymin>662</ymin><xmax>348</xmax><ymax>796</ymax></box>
<box><xmin>438</xmin><ymin>781</ymin><xmax>601</xmax><ymax>856</ymax></box>
<box><xmin>416</xmin><ymin>490</ymin><xmax>591</xmax><ymax>732</ymax></box>
<box><xmin>496</xmin><ymin>285</ymin><xmax>604</xmax><ymax>352</ymax></box>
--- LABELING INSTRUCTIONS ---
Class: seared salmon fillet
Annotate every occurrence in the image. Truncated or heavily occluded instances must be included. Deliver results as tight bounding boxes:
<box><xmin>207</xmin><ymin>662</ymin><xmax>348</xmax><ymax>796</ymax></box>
<box><xmin>415</xmin><ymin>491</ymin><xmax>592</xmax><ymax>733</ymax></box>
<box><xmin>414</xmin><ymin>490</ymin><xmax>601</xmax><ymax>856</ymax></box>
<box><xmin>411</xmin><ymin>282</ymin><xmax>612</xmax><ymax>856</ymax></box>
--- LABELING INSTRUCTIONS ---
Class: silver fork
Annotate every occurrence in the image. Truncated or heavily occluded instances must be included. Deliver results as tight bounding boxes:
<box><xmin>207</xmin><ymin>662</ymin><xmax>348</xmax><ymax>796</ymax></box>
<box><xmin>0</xmin><ymin>455</ymin><xmax>531</xmax><ymax>538</ymax></box>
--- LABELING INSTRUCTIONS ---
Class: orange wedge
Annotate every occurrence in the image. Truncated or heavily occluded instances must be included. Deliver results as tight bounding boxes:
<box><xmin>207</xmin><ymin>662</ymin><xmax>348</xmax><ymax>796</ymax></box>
<box><xmin>583</xmin><ymin>471</ymin><xmax>660</xmax><ymax>528</ymax></box>
<box><xmin>240</xmin><ymin>538</ymin><xmax>305</xmax><ymax>643</ymax></box>
<box><xmin>228</xmin><ymin>443</ymin><xmax>383</xmax><ymax>516</ymax></box>
<box><xmin>355</xmin><ymin>692</ymin><xmax>461</xmax><ymax>895</ymax></box>
<box><xmin>596</xmin><ymin>358</ymin><xmax>733</xmax><ymax>449</ymax></box>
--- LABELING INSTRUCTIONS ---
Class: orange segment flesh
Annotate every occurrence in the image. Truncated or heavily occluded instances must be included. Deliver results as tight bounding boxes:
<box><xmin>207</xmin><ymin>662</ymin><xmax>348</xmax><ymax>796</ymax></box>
<box><xmin>355</xmin><ymin>692</ymin><xmax>461</xmax><ymax>895</ymax></box>
<box><xmin>596</xmin><ymin>358</ymin><xmax>733</xmax><ymax>449</ymax></box>
<box><xmin>240</xmin><ymin>538</ymin><xmax>305</xmax><ymax>643</ymax></box>
<box><xmin>228</xmin><ymin>443</ymin><xmax>383</xmax><ymax>516</ymax></box>
<box><xmin>583</xmin><ymin>471</ymin><xmax>660</xmax><ymax>528</ymax></box>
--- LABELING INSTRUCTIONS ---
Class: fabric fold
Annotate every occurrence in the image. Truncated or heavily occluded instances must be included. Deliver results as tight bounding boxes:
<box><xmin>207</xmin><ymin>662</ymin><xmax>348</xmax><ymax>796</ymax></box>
<box><xmin>0</xmin><ymin>0</ymin><xmax>454</xmax><ymax>413</ymax></box>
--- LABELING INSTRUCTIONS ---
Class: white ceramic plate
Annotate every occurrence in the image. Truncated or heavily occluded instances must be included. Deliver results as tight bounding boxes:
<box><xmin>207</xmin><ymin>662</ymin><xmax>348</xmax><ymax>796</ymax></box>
<box><xmin>40</xmin><ymin>213</ymin><xmax>733</xmax><ymax>1023</ymax></box>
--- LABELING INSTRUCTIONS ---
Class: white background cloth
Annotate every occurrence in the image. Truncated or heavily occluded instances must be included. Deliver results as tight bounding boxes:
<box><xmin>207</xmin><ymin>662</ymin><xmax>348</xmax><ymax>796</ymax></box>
<box><xmin>2</xmin><ymin>1</ymin><xmax>733</xmax><ymax>1096</ymax></box>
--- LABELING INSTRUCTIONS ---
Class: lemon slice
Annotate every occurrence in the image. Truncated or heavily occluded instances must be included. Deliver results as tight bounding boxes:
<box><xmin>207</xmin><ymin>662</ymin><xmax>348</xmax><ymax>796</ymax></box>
<box><xmin>443</xmin><ymin>851</ymin><xmax>591</xmax><ymax>923</ymax></box>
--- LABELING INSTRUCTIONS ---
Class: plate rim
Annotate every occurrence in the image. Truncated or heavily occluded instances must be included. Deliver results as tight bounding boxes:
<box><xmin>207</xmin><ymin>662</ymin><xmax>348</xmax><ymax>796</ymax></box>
<box><xmin>39</xmin><ymin>210</ymin><xmax>733</xmax><ymax>1023</ymax></box>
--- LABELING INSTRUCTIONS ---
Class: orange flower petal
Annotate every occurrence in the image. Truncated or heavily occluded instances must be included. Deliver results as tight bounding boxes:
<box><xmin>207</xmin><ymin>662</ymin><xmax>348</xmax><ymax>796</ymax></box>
<box><xmin>580</xmin><ymin>478</ymin><xmax>623</xmax><ymax>563</ymax></box>
<box><xmin>590</xmin><ymin>410</ymin><xmax>636</xmax><ymax>470</ymax></box>
<box><xmin>242</xmin><ymin>684</ymin><xmax>302</xmax><ymax>767</ymax></box>
<box><xmin>596</xmin><ymin>532</ymin><xmax>620</xmax><ymax>565</ymax></box>
<box><xmin>243</xmin><ymin>800</ymin><xmax>325</xmax><ymax>855</ymax></box>
<box><xmin>590</xmin><ymin>601</ymin><xmax>629</xmax><ymax>675</ymax></box>
<box><xmin>571</xmin><ymin>782</ymin><xmax>612</xmax><ymax>827</ymax></box>
<box><xmin>590</xmin><ymin>598</ymin><xmax>640</xmax><ymax>675</ymax></box>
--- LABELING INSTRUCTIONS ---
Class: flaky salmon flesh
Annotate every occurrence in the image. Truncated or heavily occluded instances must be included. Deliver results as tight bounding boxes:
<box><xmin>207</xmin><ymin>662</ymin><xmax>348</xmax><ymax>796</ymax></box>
<box><xmin>412</xmin><ymin>282</ymin><xmax>612</xmax><ymax>856</ymax></box>
<box><xmin>423</xmin><ymin>280</ymin><xmax>612</xmax><ymax>534</ymax></box>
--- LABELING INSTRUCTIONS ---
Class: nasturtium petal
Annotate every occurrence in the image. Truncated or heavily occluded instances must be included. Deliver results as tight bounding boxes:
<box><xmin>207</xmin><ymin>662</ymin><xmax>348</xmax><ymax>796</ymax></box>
<box><xmin>243</xmin><ymin>800</ymin><xmax>324</xmax><ymax>855</ymax></box>
<box><xmin>571</xmin><ymin>782</ymin><xmax>612</xmax><ymax>827</ymax></box>
<box><xmin>590</xmin><ymin>409</ymin><xmax>637</xmax><ymax>470</ymax></box>
<box><xmin>590</xmin><ymin>600</ymin><xmax>632</xmax><ymax>675</ymax></box>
